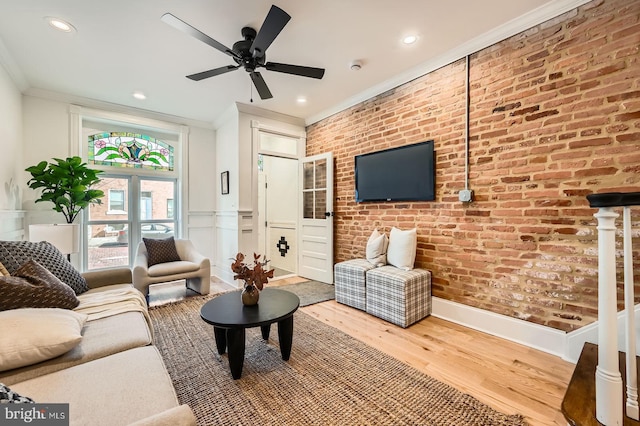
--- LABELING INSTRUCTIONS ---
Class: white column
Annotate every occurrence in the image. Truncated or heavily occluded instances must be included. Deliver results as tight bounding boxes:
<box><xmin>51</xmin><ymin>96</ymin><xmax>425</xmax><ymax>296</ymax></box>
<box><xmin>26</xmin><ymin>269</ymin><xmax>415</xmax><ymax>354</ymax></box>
<box><xmin>624</xmin><ymin>206</ymin><xmax>639</xmax><ymax>420</ymax></box>
<box><xmin>594</xmin><ymin>207</ymin><xmax>623</xmax><ymax>426</ymax></box>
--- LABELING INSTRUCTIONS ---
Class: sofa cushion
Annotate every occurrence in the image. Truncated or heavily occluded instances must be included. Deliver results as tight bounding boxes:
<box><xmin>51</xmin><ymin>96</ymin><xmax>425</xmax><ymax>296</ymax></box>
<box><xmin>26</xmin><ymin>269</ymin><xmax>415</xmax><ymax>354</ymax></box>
<box><xmin>0</xmin><ymin>240</ymin><xmax>88</xmax><ymax>294</ymax></box>
<box><xmin>0</xmin><ymin>308</ymin><xmax>87</xmax><ymax>372</ymax></box>
<box><xmin>10</xmin><ymin>346</ymin><xmax>180</xmax><ymax>426</ymax></box>
<box><xmin>0</xmin><ymin>259</ymin><xmax>80</xmax><ymax>311</ymax></box>
<box><xmin>366</xmin><ymin>229</ymin><xmax>388</xmax><ymax>267</ymax></box>
<box><xmin>144</xmin><ymin>237</ymin><xmax>181</xmax><ymax>267</ymax></box>
<box><xmin>387</xmin><ymin>227</ymin><xmax>417</xmax><ymax>271</ymax></box>
<box><xmin>0</xmin><ymin>311</ymin><xmax>152</xmax><ymax>386</ymax></box>
<box><xmin>0</xmin><ymin>383</ymin><xmax>34</xmax><ymax>403</ymax></box>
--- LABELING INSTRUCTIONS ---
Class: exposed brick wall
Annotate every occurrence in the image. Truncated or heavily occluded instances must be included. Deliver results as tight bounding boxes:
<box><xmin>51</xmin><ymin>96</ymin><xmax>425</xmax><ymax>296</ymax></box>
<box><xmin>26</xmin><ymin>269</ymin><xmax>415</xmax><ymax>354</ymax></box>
<box><xmin>306</xmin><ymin>0</ymin><xmax>640</xmax><ymax>332</ymax></box>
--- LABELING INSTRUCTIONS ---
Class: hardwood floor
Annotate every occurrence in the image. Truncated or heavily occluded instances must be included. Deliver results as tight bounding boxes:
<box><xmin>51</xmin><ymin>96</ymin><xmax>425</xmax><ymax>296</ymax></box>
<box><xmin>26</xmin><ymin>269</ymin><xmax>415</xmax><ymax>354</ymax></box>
<box><xmin>156</xmin><ymin>276</ymin><xmax>575</xmax><ymax>426</ymax></box>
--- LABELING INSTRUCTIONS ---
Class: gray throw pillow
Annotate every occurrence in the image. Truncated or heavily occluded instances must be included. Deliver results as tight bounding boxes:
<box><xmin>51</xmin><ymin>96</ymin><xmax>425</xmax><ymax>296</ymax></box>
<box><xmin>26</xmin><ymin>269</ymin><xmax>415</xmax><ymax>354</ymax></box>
<box><xmin>0</xmin><ymin>240</ymin><xmax>88</xmax><ymax>294</ymax></box>
<box><xmin>0</xmin><ymin>259</ymin><xmax>80</xmax><ymax>311</ymax></box>
<box><xmin>144</xmin><ymin>237</ymin><xmax>181</xmax><ymax>267</ymax></box>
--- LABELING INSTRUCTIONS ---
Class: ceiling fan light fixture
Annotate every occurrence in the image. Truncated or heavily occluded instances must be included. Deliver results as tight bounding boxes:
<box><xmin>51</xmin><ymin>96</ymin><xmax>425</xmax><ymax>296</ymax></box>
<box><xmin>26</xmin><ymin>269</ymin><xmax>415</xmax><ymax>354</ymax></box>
<box><xmin>45</xmin><ymin>17</ymin><xmax>76</xmax><ymax>33</ymax></box>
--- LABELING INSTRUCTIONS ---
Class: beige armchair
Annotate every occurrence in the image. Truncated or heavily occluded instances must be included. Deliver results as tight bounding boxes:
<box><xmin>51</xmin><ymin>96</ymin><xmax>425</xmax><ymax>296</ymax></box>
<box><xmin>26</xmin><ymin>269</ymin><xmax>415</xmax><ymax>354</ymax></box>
<box><xmin>133</xmin><ymin>239</ymin><xmax>211</xmax><ymax>300</ymax></box>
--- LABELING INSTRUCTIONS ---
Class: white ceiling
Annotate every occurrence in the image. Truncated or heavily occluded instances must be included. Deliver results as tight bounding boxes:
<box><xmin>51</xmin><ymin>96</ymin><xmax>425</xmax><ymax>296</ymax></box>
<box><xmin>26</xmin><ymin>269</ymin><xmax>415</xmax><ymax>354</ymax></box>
<box><xmin>0</xmin><ymin>0</ymin><xmax>588</xmax><ymax>125</ymax></box>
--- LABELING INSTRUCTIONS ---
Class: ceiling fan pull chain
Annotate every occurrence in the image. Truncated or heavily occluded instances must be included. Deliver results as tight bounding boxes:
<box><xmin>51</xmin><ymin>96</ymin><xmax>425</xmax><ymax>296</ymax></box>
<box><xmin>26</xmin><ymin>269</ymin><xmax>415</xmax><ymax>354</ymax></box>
<box><xmin>250</xmin><ymin>83</ymin><xmax>253</xmax><ymax>103</ymax></box>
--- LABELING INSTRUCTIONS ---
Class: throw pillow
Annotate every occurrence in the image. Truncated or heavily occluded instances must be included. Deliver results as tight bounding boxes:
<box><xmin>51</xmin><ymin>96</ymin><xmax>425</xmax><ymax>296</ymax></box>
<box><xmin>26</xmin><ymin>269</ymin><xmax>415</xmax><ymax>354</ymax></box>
<box><xmin>387</xmin><ymin>227</ymin><xmax>417</xmax><ymax>271</ymax></box>
<box><xmin>0</xmin><ymin>241</ymin><xmax>88</xmax><ymax>294</ymax></box>
<box><xmin>365</xmin><ymin>229</ymin><xmax>388</xmax><ymax>267</ymax></box>
<box><xmin>0</xmin><ymin>383</ymin><xmax>34</xmax><ymax>403</ymax></box>
<box><xmin>144</xmin><ymin>237</ymin><xmax>181</xmax><ymax>267</ymax></box>
<box><xmin>0</xmin><ymin>261</ymin><xmax>9</xmax><ymax>276</ymax></box>
<box><xmin>0</xmin><ymin>308</ymin><xmax>87</xmax><ymax>372</ymax></box>
<box><xmin>0</xmin><ymin>259</ymin><xmax>80</xmax><ymax>311</ymax></box>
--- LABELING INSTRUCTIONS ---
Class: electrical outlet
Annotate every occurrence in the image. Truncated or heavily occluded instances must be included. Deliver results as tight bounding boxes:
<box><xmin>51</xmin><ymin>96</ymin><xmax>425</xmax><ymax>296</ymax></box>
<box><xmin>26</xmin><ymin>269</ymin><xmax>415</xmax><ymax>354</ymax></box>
<box><xmin>459</xmin><ymin>189</ymin><xmax>474</xmax><ymax>203</ymax></box>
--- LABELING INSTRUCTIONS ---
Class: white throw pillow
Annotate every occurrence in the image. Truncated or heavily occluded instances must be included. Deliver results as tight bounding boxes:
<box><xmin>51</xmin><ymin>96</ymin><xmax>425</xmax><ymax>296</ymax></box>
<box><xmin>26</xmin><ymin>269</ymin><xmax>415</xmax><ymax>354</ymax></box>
<box><xmin>387</xmin><ymin>227</ymin><xmax>417</xmax><ymax>271</ymax></box>
<box><xmin>0</xmin><ymin>308</ymin><xmax>87</xmax><ymax>372</ymax></box>
<box><xmin>366</xmin><ymin>229</ymin><xmax>388</xmax><ymax>267</ymax></box>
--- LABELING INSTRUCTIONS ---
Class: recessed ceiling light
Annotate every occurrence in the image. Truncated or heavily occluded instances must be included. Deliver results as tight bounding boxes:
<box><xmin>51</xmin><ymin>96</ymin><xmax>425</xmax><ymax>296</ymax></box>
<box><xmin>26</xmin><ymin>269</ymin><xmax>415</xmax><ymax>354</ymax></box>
<box><xmin>402</xmin><ymin>34</ymin><xmax>418</xmax><ymax>45</ymax></box>
<box><xmin>45</xmin><ymin>17</ymin><xmax>76</xmax><ymax>33</ymax></box>
<box><xmin>132</xmin><ymin>91</ymin><xmax>147</xmax><ymax>100</ymax></box>
<box><xmin>296</xmin><ymin>96</ymin><xmax>307</xmax><ymax>104</ymax></box>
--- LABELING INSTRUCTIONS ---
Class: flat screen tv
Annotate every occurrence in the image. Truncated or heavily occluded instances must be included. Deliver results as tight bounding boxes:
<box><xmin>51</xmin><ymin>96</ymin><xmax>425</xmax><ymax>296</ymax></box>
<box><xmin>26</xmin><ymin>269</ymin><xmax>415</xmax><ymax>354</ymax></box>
<box><xmin>355</xmin><ymin>141</ymin><xmax>435</xmax><ymax>202</ymax></box>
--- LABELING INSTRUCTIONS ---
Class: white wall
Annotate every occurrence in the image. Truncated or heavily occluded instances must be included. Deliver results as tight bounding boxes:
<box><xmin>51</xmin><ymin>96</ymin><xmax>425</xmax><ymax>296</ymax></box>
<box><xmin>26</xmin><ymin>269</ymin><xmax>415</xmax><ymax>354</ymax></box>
<box><xmin>22</xmin><ymin>96</ymin><xmax>72</xmax><ymax>219</ymax></box>
<box><xmin>20</xmin><ymin>95</ymin><xmax>216</xmax><ymax>268</ymax></box>
<box><xmin>0</xmin><ymin>62</ymin><xmax>23</xmax><ymax>210</ymax></box>
<box><xmin>184</xmin><ymin>124</ymin><xmax>216</xmax><ymax>263</ymax></box>
<box><xmin>212</xmin><ymin>102</ymin><xmax>306</xmax><ymax>284</ymax></box>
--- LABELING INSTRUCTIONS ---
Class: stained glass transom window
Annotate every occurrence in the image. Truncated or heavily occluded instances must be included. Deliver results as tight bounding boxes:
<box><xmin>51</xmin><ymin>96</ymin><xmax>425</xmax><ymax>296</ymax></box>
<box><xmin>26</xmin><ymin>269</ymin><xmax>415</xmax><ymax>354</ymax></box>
<box><xmin>88</xmin><ymin>132</ymin><xmax>174</xmax><ymax>171</ymax></box>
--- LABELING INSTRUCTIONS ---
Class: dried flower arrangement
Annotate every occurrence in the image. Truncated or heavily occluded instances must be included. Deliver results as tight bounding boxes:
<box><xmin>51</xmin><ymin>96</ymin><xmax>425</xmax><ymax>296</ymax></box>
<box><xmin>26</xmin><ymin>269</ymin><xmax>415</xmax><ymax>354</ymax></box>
<box><xmin>231</xmin><ymin>252</ymin><xmax>274</xmax><ymax>290</ymax></box>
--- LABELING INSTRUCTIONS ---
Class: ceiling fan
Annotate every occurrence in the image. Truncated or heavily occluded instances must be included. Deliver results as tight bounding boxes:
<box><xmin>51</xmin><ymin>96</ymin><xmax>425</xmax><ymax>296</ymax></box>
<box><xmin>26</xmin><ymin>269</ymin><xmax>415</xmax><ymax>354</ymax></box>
<box><xmin>161</xmin><ymin>5</ymin><xmax>325</xmax><ymax>100</ymax></box>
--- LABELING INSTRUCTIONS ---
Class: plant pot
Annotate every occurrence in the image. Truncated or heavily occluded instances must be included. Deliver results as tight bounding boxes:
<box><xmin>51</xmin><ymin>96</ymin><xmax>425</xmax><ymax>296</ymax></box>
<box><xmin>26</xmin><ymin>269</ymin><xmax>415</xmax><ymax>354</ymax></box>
<box><xmin>241</xmin><ymin>285</ymin><xmax>260</xmax><ymax>306</ymax></box>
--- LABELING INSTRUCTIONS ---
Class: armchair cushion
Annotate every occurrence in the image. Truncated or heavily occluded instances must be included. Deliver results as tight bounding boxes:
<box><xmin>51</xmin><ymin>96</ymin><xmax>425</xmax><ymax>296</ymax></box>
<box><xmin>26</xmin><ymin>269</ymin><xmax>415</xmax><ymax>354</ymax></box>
<box><xmin>143</xmin><ymin>237</ymin><xmax>181</xmax><ymax>267</ymax></box>
<box><xmin>0</xmin><ymin>259</ymin><xmax>79</xmax><ymax>311</ymax></box>
<box><xmin>148</xmin><ymin>261</ymin><xmax>199</xmax><ymax>278</ymax></box>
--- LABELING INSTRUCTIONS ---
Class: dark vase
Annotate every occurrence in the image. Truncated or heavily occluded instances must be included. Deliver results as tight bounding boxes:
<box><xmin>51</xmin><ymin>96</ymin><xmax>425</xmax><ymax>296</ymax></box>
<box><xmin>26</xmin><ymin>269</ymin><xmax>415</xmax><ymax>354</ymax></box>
<box><xmin>241</xmin><ymin>285</ymin><xmax>260</xmax><ymax>306</ymax></box>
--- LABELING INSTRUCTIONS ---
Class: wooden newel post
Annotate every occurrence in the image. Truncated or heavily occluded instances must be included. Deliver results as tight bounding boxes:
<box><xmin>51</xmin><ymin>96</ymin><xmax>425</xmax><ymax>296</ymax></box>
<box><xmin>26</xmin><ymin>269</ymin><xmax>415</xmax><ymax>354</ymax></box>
<box><xmin>594</xmin><ymin>207</ymin><xmax>623</xmax><ymax>426</ymax></box>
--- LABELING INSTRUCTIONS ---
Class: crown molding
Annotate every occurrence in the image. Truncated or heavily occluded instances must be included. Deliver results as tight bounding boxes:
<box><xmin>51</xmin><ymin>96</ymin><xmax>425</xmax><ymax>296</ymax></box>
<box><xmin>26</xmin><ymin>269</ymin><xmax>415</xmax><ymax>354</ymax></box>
<box><xmin>305</xmin><ymin>0</ymin><xmax>593</xmax><ymax>126</ymax></box>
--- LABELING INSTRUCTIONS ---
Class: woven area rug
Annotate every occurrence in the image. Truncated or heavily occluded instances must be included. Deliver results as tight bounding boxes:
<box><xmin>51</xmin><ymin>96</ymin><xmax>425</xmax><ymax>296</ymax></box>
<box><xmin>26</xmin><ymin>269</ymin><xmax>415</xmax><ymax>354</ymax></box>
<box><xmin>276</xmin><ymin>280</ymin><xmax>334</xmax><ymax>306</ymax></box>
<box><xmin>150</xmin><ymin>296</ymin><xmax>526</xmax><ymax>426</ymax></box>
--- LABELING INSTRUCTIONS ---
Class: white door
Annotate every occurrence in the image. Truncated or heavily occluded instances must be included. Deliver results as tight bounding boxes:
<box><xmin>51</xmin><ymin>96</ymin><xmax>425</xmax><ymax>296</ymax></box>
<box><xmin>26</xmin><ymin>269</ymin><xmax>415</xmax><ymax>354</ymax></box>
<box><xmin>258</xmin><ymin>171</ymin><xmax>267</xmax><ymax>256</ymax></box>
<box><xmin>298</xmin><ymin>152</ymin><xmax>333</xmax><ymax>283</ymax></box>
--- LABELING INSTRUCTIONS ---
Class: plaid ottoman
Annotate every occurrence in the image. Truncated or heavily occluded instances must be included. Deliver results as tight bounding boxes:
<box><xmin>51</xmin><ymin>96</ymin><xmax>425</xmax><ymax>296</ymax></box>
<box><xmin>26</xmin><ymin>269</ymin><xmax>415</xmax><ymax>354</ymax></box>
<box><xmin>334</xmin><ymin>259</ymin><xmax>376</xmax><ymax>311</ymax></box>
<box><xmin>365</xmin><ymin>266</ymin><xmax>431</xmax><ymax>328</ymax></box>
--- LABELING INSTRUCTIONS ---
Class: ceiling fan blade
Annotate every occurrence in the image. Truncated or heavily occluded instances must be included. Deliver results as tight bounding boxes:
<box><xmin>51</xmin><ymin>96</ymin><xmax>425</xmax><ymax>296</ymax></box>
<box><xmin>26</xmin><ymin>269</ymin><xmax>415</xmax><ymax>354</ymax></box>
<box><xmin>250</xmin><ymin>5</ymin><xmax>291</xmax><ymax>58</ymax></box>
<box><xmin>265</xmin><ymin>62</ymin><xmax>325</xmax><ymax>79</ymax></box>
<box><xmin>186</xmin><ymin>65</ymin><xmax>240</xmax><ymax>81</ymax></box>
<box><xmin>250</xmin><ymin>72</ymin><xmax>273</xmax><ymax>99</ymax></box>
<box><xmin>161</xmin><ymin>13</ymin><xmax>240</xmax><ymax>59</ymax></box>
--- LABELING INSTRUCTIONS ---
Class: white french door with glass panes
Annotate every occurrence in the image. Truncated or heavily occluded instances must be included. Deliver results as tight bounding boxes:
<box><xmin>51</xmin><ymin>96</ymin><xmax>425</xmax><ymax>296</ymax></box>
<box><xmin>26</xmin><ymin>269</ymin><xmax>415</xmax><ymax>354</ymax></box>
<box><xmin>298</xmin><ymin>152</ymin><xmax>333</xmax><ymax>283</ymax></box>
<box><xmin>85</xmin><ymin>175</ymin><xmax>177</xmax><ymax>270</ymax></box>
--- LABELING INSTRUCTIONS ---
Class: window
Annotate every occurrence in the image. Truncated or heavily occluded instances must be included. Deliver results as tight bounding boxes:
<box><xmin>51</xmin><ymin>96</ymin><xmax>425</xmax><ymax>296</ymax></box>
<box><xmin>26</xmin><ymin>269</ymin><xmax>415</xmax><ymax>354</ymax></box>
<box><xmin>87</xmin><ymin>176</ymin><xmax>177</xmax><ymax>270</ymax></box>
<box><xmin>88</xmin><ymin>132</ymin><xmax>174</xmax><ymax>171</ymax></box>
<box><xmin>79</xmin><ymin>113</ymin><xmax>184</xmax><ymax>273</ymax></box>
<box><xmin>108</xmin><ymin>189</ymin><xmax>126</xmax><ymax>213</ymax></box>
<box><xmin>167</xmin><ymin>199</ymin><xmax>174</xmax><ymax>219</ymax></box>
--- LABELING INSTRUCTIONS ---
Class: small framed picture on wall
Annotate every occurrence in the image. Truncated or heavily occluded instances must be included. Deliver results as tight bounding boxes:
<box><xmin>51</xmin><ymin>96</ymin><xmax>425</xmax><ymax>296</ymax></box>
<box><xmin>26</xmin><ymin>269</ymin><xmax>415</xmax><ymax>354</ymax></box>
<box><xmin>221</xmin><ymin>171</ymin><xmax>229</xmax><ymax>195</ymax></box>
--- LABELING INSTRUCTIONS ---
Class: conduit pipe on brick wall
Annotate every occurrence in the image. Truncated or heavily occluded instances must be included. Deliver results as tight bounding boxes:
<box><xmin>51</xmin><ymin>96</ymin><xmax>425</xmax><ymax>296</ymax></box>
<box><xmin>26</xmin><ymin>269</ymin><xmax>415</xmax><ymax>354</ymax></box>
<box><xmin>459</xmin><ymin>55</ymin><xmax>474</xmax><ymax>203</ymax></box>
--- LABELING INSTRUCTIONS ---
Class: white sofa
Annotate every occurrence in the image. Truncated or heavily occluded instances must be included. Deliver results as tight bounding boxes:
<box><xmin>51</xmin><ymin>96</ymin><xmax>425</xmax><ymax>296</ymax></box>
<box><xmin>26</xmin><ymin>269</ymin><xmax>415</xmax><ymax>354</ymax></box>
<box><xmin>0</xmin><ymin>262</ymin><xmax>196</xmax><ymax>426</ymax></box>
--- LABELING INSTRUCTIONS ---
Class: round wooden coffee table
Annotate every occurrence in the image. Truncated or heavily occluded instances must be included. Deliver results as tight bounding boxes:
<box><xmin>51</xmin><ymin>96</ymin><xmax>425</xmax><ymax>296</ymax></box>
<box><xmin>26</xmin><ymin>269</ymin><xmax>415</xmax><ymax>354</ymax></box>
<box><xmin>200</xmin><ymin>288</ymin><xmax>300</xmax><ymax>379</ymax></box>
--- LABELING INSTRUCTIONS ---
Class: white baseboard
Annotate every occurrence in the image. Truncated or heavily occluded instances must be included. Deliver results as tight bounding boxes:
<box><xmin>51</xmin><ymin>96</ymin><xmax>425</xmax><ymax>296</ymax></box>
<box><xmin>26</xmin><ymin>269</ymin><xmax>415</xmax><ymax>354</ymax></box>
<box><xmin>432</xmin><ymin>297</ymin><xmax>640</xmax><ymax>364</ymax></box>
<box><xmin>431</xmin><ymin>297</ymin><xmax>568</xmax><ymax>360</ymax></box>
<box><xmin>565</xmin><ymin>304</ymin><xmax>640</xmax><ymax>364</ymax></box>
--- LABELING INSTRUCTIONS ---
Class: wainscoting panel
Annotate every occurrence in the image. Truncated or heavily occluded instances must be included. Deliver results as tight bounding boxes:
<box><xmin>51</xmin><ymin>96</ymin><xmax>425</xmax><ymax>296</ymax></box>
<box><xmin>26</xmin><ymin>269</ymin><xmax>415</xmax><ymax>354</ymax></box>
<box><xmin>186</xmin><ymin>210</ymin><xmax>214</xmax><ymax>272</ymax></box>
<box><xmin>0</xmin><ymin>210</ymin><xmax>26</xmax><ymax>241</ymax></box>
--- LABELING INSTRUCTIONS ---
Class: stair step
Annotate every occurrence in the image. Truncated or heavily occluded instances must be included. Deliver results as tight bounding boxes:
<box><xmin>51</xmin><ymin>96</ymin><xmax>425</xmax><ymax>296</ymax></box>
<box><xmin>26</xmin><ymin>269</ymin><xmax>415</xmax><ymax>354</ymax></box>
<box><xmin>562</xmin><ymin>342</ymin><xmax>640</xmax><ymax>425</ymax></box>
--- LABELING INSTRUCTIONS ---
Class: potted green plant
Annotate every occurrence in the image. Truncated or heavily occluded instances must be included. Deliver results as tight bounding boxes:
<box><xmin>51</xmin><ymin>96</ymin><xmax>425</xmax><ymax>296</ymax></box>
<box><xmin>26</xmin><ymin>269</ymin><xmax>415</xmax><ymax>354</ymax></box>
<box><xmin>25</xmin><ymin>156</ymin><xmax>104</xmax><ymax>224</ymax></box>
